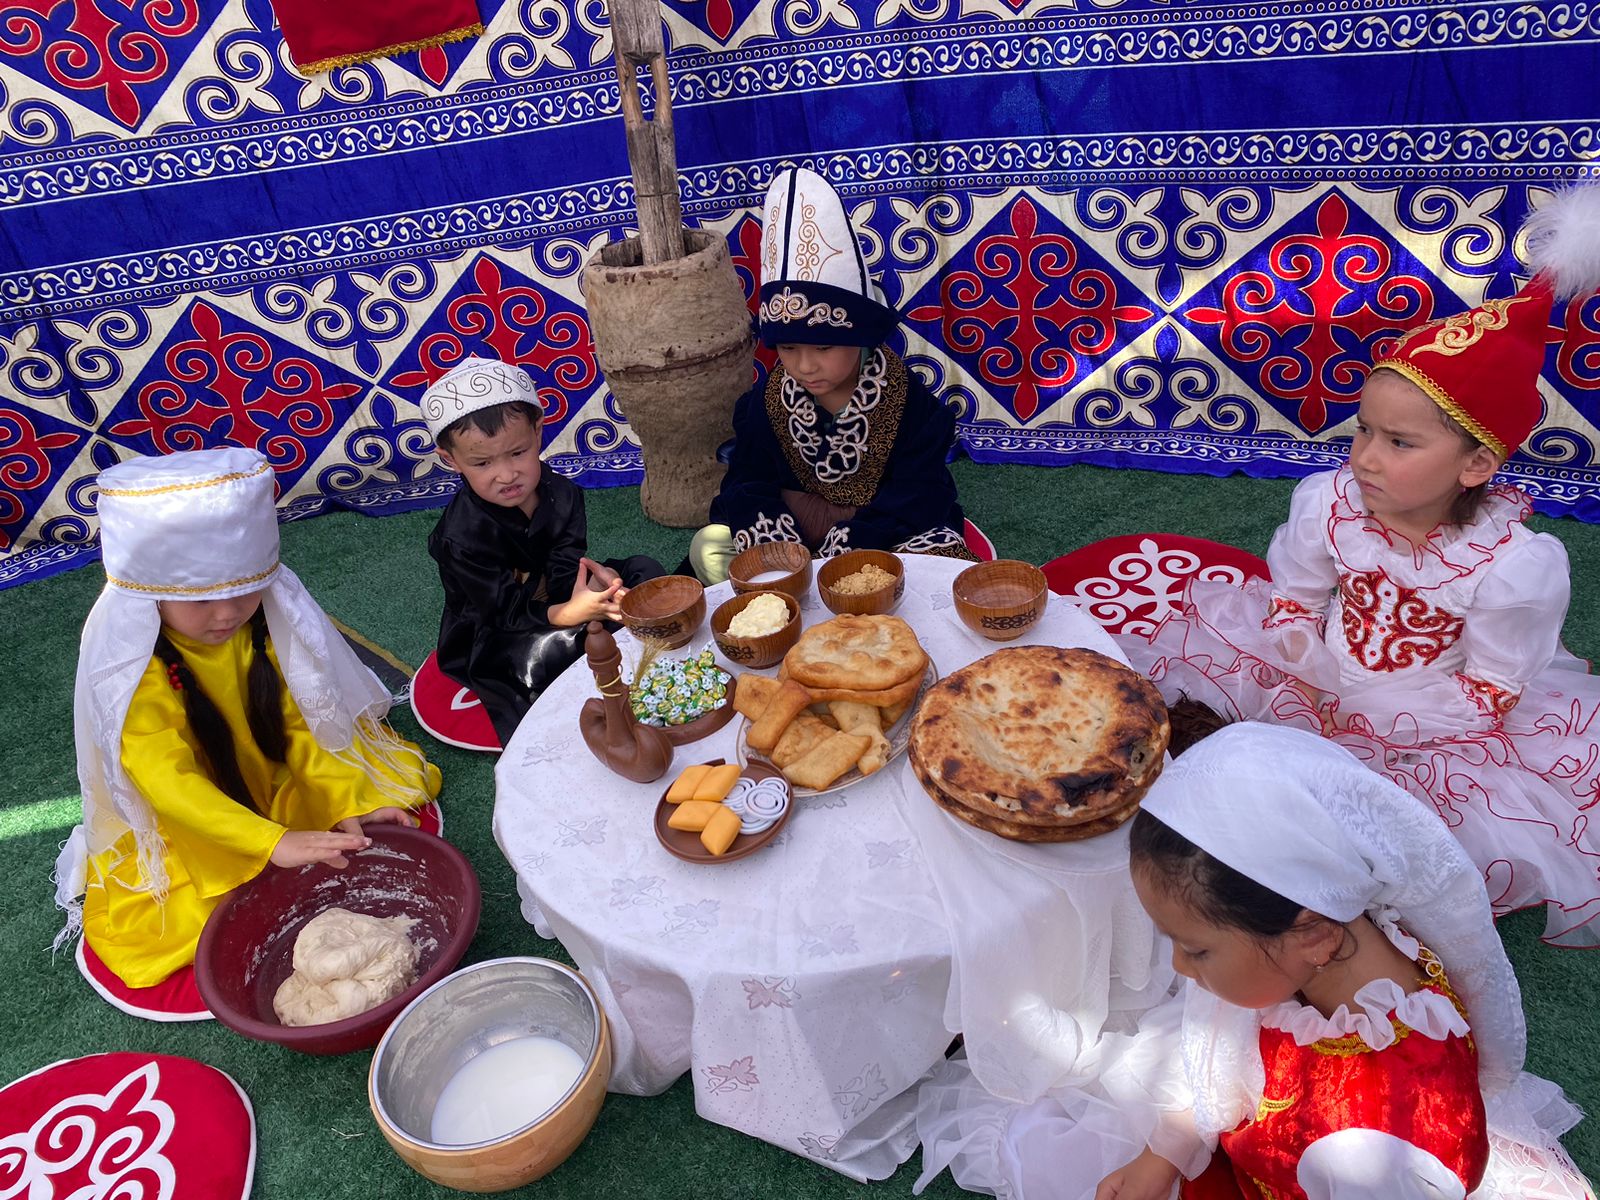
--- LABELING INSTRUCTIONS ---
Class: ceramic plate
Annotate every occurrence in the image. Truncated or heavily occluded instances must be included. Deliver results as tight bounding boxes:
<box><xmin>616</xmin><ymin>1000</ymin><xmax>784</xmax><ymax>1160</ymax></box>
<box><xmin>734</xmin><ymin>659</ymin><xmax>937</xmax><ymax>797</ymax></box>
<box><xmin>653</xmin><ymin>760</ymin><xmax>794</xmax><ymax>864</ymax></box>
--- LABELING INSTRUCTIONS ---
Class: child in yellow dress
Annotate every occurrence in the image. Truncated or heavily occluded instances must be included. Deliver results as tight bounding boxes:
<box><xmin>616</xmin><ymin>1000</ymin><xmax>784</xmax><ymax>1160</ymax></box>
<box><xmin>55</xmin><ymin>447</ymin><xmax>441</xmax><ymax>990</ymax></box>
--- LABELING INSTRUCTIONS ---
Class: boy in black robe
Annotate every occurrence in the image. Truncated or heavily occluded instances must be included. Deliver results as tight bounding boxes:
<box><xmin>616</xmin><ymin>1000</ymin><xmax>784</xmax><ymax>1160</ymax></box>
<box><xmin>423</xmin><ymin>357</ymin><xmax>662</xmax><ymax>746</ymax></box>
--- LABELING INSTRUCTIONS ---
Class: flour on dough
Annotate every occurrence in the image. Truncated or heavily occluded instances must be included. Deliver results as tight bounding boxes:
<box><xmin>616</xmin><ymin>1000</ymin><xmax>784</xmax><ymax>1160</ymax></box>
<box><xmin>272</xmin><ymin>907</ymin><xmax>419</xmax><ymax>1027</ymax></box>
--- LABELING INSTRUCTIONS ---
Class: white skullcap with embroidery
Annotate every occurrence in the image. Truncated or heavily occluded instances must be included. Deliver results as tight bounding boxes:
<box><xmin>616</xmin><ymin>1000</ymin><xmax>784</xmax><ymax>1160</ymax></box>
<box><xmin>419</xmin><ymin>356</ymin><xmax>540</xmax><ymax>443</ymax></box>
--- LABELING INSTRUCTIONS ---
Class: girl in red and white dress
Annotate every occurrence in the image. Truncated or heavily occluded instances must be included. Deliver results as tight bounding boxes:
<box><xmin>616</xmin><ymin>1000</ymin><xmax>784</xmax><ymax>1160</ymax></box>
<box><xmin>915</xmin><ymin>724</ymin><xmax>1593</xmax><ymax>1200</ymax></box>
<box><xmin>1124</xmin><ymin>187</ymin><xmax>1600</xmax><ymax>947</ymax></box>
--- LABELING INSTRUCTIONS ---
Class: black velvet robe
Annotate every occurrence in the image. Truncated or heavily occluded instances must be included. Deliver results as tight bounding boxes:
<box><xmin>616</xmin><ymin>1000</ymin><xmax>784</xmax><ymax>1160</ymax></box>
<box><xmin>708</xmin><ymin>348</ymin><xmax>968</xmax><ymax>558</ymax></box>
<box><xmin>428</xmin><ymin>472</ymin><xmax>659</xmax><ymax>746</ymax></box>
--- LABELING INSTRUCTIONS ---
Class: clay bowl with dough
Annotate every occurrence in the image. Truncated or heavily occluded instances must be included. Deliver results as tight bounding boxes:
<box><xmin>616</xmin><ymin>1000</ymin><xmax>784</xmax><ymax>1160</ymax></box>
<box><xmin>728</xmin><ymin>541</ymin><xmax>813</xmax><ymax>600</ymax></box>
<box><xmin>817</xmin><ymin>549</ymin><xmax>905</xmax><ymax>616</ymax></box>
<box><xmin>195</xmin><ymin>823</ymin><xmax>482</xmax><ymax>1056</ymax></box>
<box><xmin>618</xmin><ymin>575</ymin><xmax>705</xmax><ymax>650</ymax></box>
<box><xmin>370</xmin><ymin>957</ymin><xmax>611</xmax><ymax>1193</ymax></box>
<box><xmin>710</xmin><ymin>590</ymin><xmax>801</xmax><ymax>670</ymax></box>
<box><xmin>952</xmin><ymin>559</ymin><xmax>1048</xmax><ymax>642</ymax></box>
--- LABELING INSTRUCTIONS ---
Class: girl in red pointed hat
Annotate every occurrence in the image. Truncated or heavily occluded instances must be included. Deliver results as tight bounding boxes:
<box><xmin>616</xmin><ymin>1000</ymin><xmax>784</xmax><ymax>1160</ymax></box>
<box><xmin>1122</xmin><ymin>185</ymin><xmax>1600</xmax><ymax>948</ymax></box>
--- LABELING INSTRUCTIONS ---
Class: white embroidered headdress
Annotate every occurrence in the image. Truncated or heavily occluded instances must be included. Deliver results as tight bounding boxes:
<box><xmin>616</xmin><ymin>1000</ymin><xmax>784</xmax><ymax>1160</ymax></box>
<box><xmin>1139</xmin><ymin>723</ymin><xmax>1527</xmax><ymax>1140</ymax></box>
<box><xmin>56</xmin><ymin>448</ymin><xmax>427</xmax><ymax>943</ymax></box>
<box><xmin>419</xmin><ymin>356</ymin><xmax>540</xmax><ymax>444</ymax></box>
<box><xmin>758</xmin><ymin>167</ymin><xmax>898</xmax><ymax>348</ymax></box>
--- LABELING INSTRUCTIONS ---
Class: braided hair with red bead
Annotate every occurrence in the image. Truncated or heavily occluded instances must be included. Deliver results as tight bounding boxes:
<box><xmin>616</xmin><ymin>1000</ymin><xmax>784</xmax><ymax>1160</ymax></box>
<box><xmin>152</xmin><ymin>610</ymin><xmax>288</xmax><ymax>813</ymax></box>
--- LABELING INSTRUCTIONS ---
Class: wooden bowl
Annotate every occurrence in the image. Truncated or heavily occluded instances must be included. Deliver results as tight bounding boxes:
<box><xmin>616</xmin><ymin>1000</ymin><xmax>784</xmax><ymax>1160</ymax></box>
<box><xmin>369</xmin><ymin>958</ymin><xmax>610</xmax><ymax>1192</ymax></box>
<box><xmin>195</xmin><ymin>825</ymin><xmax>482</xmax><ymax>1056</ymax></box>
<box><xmin>710</xmin><ymin>590</ymin><xmax>801</xmax><ymax>669</ymax></box>
<box><xmin>952</xmin><ymin>559</ymin><xmax>1048</xmax><ymax>641</ymax></box>
<box><xmin>728</xmin><ymin>542</ymin><xmax>813</xmax><ymax>599</ymax></box>
<box><xmin>653</xmin><ymin>759</ymin><xmax>793</xmax><ymax>864</ymax></box>
<box><xmin>817</xmin><ymin>549</ymin><xmax>905</xmax><ymax>616</ymax></box>
<box><xmin>618</xmin><ymin>575</ymin><xmax>705</xmax><ymax>649</ymax></box>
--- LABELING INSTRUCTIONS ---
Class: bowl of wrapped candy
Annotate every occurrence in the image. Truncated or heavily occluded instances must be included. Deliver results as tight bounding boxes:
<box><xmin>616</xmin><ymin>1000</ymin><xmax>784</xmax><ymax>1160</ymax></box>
<box><xmin>628</xmin><ymin>646</ymin><xmax>736</xmax><ymax>746</ymax></box>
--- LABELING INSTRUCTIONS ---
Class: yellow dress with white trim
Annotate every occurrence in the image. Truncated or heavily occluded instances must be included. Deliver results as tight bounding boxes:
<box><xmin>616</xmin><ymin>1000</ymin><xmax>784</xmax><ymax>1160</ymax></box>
<box><xmin>82</xmin><ymin>626</ymin><xmax>441</xmax><ymax>989</ymax></box>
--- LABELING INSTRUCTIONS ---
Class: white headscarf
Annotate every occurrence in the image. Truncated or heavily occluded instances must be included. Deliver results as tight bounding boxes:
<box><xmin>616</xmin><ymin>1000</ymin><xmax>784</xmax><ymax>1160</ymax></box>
<box><xmin>418</xmin><ymin>356</ymin><xmax>539</xmax><ymax>444</ymax></box>
<box><xmin>1139</xmin><ymin>722</ymin><xmax>1526</xmax><ymax>1141</ymax></box>
<box><xmin>56</xmin><ymin>448</ymin><xmax>426</xmax><ymax>943</ymax></box>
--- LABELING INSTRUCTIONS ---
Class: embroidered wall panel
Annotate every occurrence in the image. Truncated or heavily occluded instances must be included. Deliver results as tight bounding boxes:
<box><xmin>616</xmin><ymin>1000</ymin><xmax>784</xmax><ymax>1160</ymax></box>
<box><xmin>2</xmin><ymin>0</ymin><xmax>1598</xmax><ymax>585</ymax></box>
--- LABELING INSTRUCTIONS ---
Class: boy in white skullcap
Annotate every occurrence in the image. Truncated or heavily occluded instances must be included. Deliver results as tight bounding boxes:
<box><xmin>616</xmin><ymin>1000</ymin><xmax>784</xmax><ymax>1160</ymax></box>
<box><xmin>690</xmin><ymin>167</ymin><xmax>971</xmax><ymax>584</ymax></box>
<box><xmin>58</xmin><ymin>448</ymin><xmax>439</xmax><ymax>990</ymax></box>
<box><xmin>422</xmin><ymin>357</ymin><xmax>664</xmax><ymax>745</ymax></box>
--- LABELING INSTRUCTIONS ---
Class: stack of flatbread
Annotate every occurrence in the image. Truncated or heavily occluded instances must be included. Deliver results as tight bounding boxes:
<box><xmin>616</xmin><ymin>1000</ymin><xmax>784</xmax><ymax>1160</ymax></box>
<box><xmin>908</xmin><ymin>646</ymin><xmax>1169</xmax><ymax>842</ymax></box>
<box><xmin>735</xmin><ymin>614</ymin><xmax>929</xmax><ymax>791</ymax></box>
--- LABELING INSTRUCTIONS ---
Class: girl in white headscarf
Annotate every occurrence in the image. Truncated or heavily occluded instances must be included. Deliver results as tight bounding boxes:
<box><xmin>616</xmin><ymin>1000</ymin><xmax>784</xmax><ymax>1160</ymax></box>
<box><xmin>916</xmin><ymin>723</ymin><xmax>1591</xmax><ymax>1200</ymax></box>
<box><xmin>56</xmin><ymin>448</ymin><xmax>441</xmax><ymax>990</ymax></box>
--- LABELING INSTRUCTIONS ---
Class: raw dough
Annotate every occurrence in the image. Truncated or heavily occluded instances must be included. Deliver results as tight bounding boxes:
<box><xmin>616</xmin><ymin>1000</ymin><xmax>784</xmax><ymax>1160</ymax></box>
<box><xmin>272</xmin><ymin>907</ymin><xmax>419</xmax><ymax>1027</ymax></box>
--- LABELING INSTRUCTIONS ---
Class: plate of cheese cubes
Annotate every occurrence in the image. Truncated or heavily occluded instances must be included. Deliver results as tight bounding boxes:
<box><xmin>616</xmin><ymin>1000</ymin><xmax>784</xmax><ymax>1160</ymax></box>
<box><xmin>654</xmin><ymin>759</ymin><xmax>793</xmax><ymax>864</ymax></box>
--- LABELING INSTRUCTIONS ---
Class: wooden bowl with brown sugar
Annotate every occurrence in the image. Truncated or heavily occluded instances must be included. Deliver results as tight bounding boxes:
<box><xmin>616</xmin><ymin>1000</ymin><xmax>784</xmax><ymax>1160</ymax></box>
<box><xmin>618</xmin><ymin>575</ymin><xmax>705</xmax><ymax>650</ymax></box>
<box><xmin>817</xmin><ymin>549</ymin><xmax>905</xmax><ymax>616</ymax></box>
<box><xmin>710</xmin><ymin>590</ymin><xmax>801</xmax><ymax>669</ymax></box>
<box><xmin>952</xmin><ymin>559</ymin><xmax>1048</xmax><ymax>641</ymax></box>
<box><xmin>728</xmin><ymin>542</ymin><xmax>812</xmax><ymax>600</ymax></box>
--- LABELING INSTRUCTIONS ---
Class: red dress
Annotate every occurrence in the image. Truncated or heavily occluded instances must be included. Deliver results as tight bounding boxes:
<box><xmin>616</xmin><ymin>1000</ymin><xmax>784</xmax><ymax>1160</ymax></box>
<box><xmin>1182</xmin><ymin>963</ymin><xmax>1488</xmax><ymax>1200</ymax></box>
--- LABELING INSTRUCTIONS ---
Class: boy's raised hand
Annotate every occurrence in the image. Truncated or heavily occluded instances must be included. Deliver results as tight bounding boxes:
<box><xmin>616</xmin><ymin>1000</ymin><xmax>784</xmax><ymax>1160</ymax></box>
<box><xmin>580</xmin><ymin>557</ymin><xmax>621</xmax><ymax>592</ymax></box>
<box><xmin>553</xmin><ymin>576</ymin><xmax>625</xmax><ymax>626</ymax></box>
<box><xmin>271</xmin><ymin>829</ymin><xmax>369</xmax><ymax>870</ymax></box>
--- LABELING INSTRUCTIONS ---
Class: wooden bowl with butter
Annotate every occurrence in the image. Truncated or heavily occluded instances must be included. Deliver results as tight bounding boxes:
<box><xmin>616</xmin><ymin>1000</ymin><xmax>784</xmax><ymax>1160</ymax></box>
<box><xmin>711</xmin><ymin>590</ymin><xmax>801</xmax><ymax>669</ymax></box>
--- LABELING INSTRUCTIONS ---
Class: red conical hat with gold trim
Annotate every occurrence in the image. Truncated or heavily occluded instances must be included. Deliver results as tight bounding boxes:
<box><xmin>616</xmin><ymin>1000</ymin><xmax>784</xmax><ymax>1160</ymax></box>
<box><xmin>1373</xmin><ymin>283</ymin><xmax>1552</xmax><ymax>459</ymax></box>
<box><xmin>1374</xmin><ymin>184</ymin><xmax>1600</xmax><ymax>458</ymax></box>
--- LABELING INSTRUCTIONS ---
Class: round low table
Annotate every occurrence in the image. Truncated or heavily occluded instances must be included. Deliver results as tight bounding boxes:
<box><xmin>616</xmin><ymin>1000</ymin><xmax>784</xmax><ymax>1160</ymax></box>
<box><xmin>494</xmin><ymin>555</ymin><xmax>1169</xmax><ymax>1178</ymax></box>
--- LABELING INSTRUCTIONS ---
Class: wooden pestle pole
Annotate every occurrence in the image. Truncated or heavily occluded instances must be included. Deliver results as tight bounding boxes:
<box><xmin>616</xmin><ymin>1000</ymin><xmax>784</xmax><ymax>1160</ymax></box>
<box><xmin>608</xmin><ymin>0</ymin><xmax>685</xmax><ymax>264</ymax></box>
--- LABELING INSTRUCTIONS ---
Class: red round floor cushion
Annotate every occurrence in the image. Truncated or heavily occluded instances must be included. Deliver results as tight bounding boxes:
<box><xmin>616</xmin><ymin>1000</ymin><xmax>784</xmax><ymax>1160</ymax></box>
<box><xmin>410</xmin><ymin>651</ymin><xmax>501</xmax><ymax>752</ymax></box>
<box><xmin>0</xmin><ymin>1052</ymin><xmax>255</xmax><ymax>1198</ymax></box>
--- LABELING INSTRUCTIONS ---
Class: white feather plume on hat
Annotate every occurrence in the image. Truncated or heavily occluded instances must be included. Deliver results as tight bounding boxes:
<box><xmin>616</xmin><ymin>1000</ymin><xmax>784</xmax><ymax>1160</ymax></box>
<box><xmin>1524</xmin><ymin>181</ymin><xmax>1600</xmax><ymax>301</ymax></box>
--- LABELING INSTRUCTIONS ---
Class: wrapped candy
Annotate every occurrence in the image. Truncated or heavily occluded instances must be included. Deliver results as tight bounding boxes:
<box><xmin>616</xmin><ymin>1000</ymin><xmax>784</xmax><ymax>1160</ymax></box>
<box><xmin>630</xmin><ymin>649</ymin><xmax>730</xmax><ymax>728</ymax></box>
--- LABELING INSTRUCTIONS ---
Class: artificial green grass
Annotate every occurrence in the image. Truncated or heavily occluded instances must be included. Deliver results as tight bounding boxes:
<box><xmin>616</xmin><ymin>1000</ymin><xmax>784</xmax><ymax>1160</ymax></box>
<box><xmin>1</xmin><ymin>461</ymin><xmax>1596</xmax><ymax>1198</ymax></box>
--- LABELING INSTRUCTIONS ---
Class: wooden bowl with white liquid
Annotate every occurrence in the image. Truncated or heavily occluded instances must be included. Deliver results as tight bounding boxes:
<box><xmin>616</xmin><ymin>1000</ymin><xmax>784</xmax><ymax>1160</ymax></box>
<box><xmin>728</xmin><ymin>541</ymin><xmax>813</xmax><ymax>599</ymax></box>
<box><xmin>369</xmin><ymin>957</ymin><xmax>612</xmax><ymax>1192</ymax></box>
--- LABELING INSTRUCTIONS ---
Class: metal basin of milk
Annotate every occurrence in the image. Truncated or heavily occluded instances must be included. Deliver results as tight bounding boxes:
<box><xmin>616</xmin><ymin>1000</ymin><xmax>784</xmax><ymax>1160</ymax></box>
<box><xmin>431</xmin><ymin>1036</ymin><xmax>586</xmax><ymax>1144</ymax></box>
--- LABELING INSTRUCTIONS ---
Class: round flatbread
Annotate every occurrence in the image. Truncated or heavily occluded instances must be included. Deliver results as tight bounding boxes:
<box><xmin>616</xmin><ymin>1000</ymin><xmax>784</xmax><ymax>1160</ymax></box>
<box><xmin>908</xmin><ymin>646</ymin><xmax>1169</xmax><ymax>836</ymax></box>
<box><xmin>915</xmin><ymin>758</ymin><xmax>1143</xmax><ymax>842</ymax></box>
<box><xmin>784</xmin><ymin>614</ymin><xmax>927</xmax><ymax>691</ymax></box>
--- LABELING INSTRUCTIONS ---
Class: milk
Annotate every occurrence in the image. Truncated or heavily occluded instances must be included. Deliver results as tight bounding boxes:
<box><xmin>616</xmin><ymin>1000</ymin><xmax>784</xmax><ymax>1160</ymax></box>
<box><xmin>430</xmin><ymin>1036</ymin><xmax>587</xmax><ymax>1145</ymax></box>
<box><xmin>747</xmin><ymin>569</ymin><xmax>790</xmax><ymax>584</ymax></box>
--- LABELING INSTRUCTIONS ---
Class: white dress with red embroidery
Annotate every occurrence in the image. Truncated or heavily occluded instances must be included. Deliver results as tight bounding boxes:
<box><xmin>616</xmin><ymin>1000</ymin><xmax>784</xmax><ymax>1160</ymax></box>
<box><xmin>1123</xmin><ymin>466</ymin><xmax>1600</xmax><ymax>946</ymax></box>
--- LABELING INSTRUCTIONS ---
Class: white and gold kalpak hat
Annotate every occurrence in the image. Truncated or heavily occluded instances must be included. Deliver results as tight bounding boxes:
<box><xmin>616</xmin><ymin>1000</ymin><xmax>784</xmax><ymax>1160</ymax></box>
<box><xmin>96</xmin><ymin>447</ymin><xmax>280</xmax><ymax>600</ymax></box>
<box><xmin>758</xmin><ymin>167</ymin><xmax>899</xmax><ymax>348</ymax></box>
<box><xmin>419</xmin><ymin>356</ymin><xmax>540</xmax><ymax>443</ymax></box>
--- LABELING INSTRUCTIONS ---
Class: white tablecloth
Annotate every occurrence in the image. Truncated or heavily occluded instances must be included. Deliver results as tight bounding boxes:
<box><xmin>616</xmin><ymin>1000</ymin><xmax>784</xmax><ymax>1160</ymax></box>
<box><xmin>493</xmin><ymin>556</ymin><xmax>1171</xmax><ymax>1179</ymax></box>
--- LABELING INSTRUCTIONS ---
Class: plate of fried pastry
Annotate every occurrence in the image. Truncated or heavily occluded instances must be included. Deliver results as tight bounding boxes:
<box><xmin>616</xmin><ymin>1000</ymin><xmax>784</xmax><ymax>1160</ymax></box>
<box><xmin>733</xmin><ymin>613</ymin><xmax>934</xmax><ymax>795</ymax></box>
<box><xmin>908</xmin><ymin>646</ymin><xmax>1171</xmax><ymax>842</ymax></box>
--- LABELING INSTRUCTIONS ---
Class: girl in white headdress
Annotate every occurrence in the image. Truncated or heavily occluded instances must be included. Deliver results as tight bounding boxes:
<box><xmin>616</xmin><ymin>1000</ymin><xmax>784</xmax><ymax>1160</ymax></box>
<box><xmin>916</xmin><ymin>723</ymin><xmax>1591</xmax><ymax>1200</ymax></box>
<box><xmin>56</xmin><ymin>448</ymin><xmax>441</xmax><ymax>990</ymax></box>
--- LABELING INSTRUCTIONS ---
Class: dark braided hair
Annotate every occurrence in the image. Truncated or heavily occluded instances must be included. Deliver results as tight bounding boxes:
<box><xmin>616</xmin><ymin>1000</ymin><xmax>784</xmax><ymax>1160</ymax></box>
<box><xmin>154</xmin><ymin>609</ymin><xmax>288</xmax><ymax>813</ymax></box>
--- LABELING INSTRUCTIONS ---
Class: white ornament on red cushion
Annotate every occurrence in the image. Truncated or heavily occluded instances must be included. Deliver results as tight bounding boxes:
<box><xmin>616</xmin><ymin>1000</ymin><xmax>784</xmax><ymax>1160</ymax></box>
<box><xmin>0</xmin><ymin>1053</ymin><xmax>255</xmax><ymax>1200</ymax></box>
